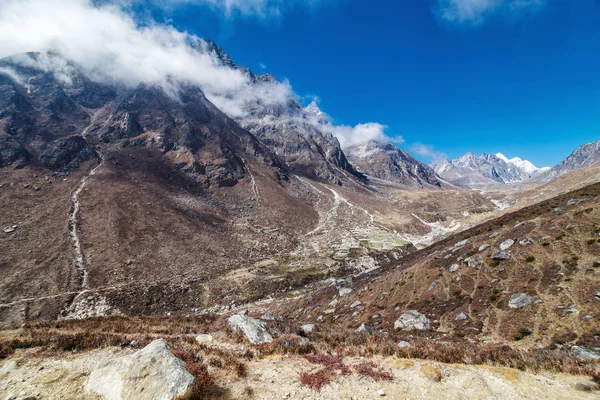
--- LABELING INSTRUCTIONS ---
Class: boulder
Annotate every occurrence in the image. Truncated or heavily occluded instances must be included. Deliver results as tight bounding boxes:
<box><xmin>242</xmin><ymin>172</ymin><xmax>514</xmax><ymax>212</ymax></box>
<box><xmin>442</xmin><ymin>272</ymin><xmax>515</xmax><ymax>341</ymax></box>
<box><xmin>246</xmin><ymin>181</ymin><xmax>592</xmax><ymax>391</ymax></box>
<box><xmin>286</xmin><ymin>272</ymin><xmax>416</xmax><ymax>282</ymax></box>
<box><xmin>86</xmin><ymin>339</ymin><xmax>195</xmax><ymax>400</ymax></box>
<box><xmin>394</xmin><ymin>310</ymin><xmax>430</xmax><ymax>331</ymax></box>
<box><xmin>465</xmin><ymin>257</ymin><xmax>479</xmax><ymax>268</ymax></box>
<box><xmin>355</xmin><ymin>324</ymin><xmax>372</xmax><ymax>335</ymax></box>
<box><xmin>397</xmin><ymin>341</ymin><xmax>412</xmax><ymax>348</ymax></box>
<box><xmin>570</xmin><ymin>346</ymin><xmax>600</xmax><ymax>360</ymax></box>
<box><xmin>499</xmin><ymin>239</ymin><xmax>514</xmax><ymax>251</ymax></box>
<box><xmin>455</xmin><ymin>312</ymin><xmax>468</xmax><ymax>321</ymax></box>
<box><xmin>299</xmin><ymin>324</ymin><xmax>315</xmax><ymax>334</ymax></box>
<box><xmin>261</xmin><ymin>311</ymin><xmax>283</xmax><ymax>321</ymax></box>
<box><xmin>508</xmin><ymin>293</ymin><xmax>532</xmax><ymax>309</ymax></box>
<box><xmin>491</xmin><ymin>251</ymin><xmax>510</xmax><ymax>261</ymax></box>
<box><xmin>448</xmin><ymin>264</ymin><xmax>459</xmax><ymax>273</ymax></box>
<box><xmin>195</xmin><ymin>334</ymin><xmax>213</xmax><ymax>344</ymax></box>
<box><xmin>227</xmin><ymin>314</ymin><xmax>273</xmax><ymax>344</ymax></box>
<box><xmin>350</xmin><ymin>300</ymin><xmax>362</xmax><ymax>308</ymax></box>
<box><xmin>478</xmin><ymin>244</ymin><xmax>490</xmax><ymax>252</ymax></box>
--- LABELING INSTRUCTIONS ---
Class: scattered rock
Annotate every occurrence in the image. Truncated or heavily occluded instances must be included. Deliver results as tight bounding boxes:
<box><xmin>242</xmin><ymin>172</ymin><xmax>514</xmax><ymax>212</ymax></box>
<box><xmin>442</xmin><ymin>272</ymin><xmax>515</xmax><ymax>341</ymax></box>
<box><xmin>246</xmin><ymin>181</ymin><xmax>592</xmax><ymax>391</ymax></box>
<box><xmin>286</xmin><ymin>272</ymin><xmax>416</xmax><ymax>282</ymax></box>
<box><xmin>397</xmin><ymin>341</ymin><xmax>412</xmax><ymax>348</ymax></box>
<box><xmin>394</xmin><ymin>310</ymin><xmax>430</xmax><ymax>331</ymax></box>
<box><xmin>519</xmin><ymin>238</ymin><xmax>534</xmax><ymax>246</ymax></box>
<box><xmin>567</xmin><ymin>198</ymin><xmax>585</xmax><ymax>206</ymax></box>
<box><xmin>227</xmin><ymin>314</ymin><xmax>273</xmax><ymax>344</ymax></box>
<box><xmin>85</xmin><ymin>339</ymin><xmax>195</xmax><ymax>400</ymax></box>
<box><xmin>570</xmin><ymin>346</ymin><xmax>600</xmax><ymax>360</ymax></box>
<box><xmin>338</xmin><ymin>287</ymin><xmax>353</xmax><ymax>296</ymax></box>
<box><xmin>489</xmin><ymin>231</ymin><xmax>500</xmax><ymax>238</ymax></box>
<box><xmin>499</xmin><ymin>239</ymin><xmax>515</xmax><ymax>251</ymax></box>
<box><xmin>478</xmin><ymin>244</ymin><xmax>490</xmax><ymax>252</ymax></box>
<box><xmin>3</xmin><ymin>224</ymin><xmax>17</xmax><ymax>233</ymax></box>
<box><xmin>350</xmin><ymin>300</ymin><xmax>362</xmax><ymax>308</ymax></box>
<box><xmin>378</xmin><ymin>389</ymin><xmax>386</xmax><ymax>397</ymax></box>
<box><xmin>427</xmin><ymin>281</ymin><xmax>438</xmax><ymax>291</ymax></box>
<box><xmin>491</xmin><ymin>251</ymin><xmax>510</xmax><ymax>261</ymax></box>
<box><xmin>329</xmin><ymin>299</ymin><xmax>339</xmax><ymax>308</ymax></box>
<box><xmin>299</xmin><ymin>324</ymin><xmax>315</xmax><ymax>334</ymax></box>
<box><xmin>595</xmin><ymin>292</ymin><xmax>600</xmax><ymax>301</ymax></box>
<box><xmin>195</xmin><ymin>334</ymin><xmax>213</xmax><ymax>344</ymax></box>
<box><xmin>261</xmin><ymin>311</ymin><xmax>283</xmax><ymax>321</ymax></box>
<box><xmin>455</xmin><ymin>312</ymin><xmax>468</xmax><ymax>321</ymax></box>
<box><xmin>465</xmin><ymin>257</ymin><xmax>479</xmax><ymax>268</ymax></box>
<box><xmin>508</xmin><ymin>293</ymin><xmax>532</xmax><ymax>309</ymax></box>
<box><xmin>448</xmin><ymin>264</ymin><xmax>459</xmax><ymax>273</ymax></box>
<box><xmin>355</xmin><ymin>324</ymin><xmax>372</xmax><ymax>335</ymax></box>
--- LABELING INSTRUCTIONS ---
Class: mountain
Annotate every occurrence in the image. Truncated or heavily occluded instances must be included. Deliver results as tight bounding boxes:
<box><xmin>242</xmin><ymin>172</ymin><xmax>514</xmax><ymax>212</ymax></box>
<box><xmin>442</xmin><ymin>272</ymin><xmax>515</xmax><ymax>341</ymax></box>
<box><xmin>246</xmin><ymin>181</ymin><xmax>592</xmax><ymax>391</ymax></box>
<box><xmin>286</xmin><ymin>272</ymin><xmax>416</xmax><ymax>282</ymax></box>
<box><xmin>432</xmin><ymin>152</ymin><xmax>544</xmax><ymax>188</ymax></box>
<box><xmin>536</xmin><ymin>139</ymin><xmax>600</xmax><ymax>182</ymax></box>
<box><xmin>345</xmin><ymin>139</ymin><xmax>441</xmax><ymax>188</ymax></box>
<box><xmin>201</xmin><ymin>40</ymin><xmax>363</xmax><ymax>184</ymax></box>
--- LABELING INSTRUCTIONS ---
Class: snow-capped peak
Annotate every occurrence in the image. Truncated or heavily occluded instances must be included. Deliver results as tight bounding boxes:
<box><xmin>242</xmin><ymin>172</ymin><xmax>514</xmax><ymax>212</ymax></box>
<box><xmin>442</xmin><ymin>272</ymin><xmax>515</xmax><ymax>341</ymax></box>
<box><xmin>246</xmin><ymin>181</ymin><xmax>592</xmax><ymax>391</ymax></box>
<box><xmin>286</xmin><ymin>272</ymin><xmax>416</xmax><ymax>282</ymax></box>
<box><xmin>305</xmin><ymin>101</ymin><xmax>325</xmax><ymax>118</ymax></box>
<box><xmin>495</xmin><ymin>153</ymin><xmax>510</xmax><ymax>163</ymax></box>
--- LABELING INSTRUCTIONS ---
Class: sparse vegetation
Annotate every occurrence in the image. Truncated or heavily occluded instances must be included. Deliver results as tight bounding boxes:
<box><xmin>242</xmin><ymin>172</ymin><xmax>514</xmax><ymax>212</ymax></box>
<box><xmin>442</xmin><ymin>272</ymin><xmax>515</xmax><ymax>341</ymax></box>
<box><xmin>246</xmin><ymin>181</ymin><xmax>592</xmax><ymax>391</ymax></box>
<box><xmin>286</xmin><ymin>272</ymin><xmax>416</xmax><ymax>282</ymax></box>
<box><xmin>525</xmin><ymin>256</ymin><xmax>535</xmax><ymax>263</ymax></box>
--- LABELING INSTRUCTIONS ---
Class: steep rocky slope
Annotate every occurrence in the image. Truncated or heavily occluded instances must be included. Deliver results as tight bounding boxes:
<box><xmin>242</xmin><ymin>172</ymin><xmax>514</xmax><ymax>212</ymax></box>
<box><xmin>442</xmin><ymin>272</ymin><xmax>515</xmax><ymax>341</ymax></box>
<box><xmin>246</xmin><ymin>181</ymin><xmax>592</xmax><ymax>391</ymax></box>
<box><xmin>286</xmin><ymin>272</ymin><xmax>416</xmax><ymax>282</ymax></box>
<box><xmin>536</xmin><ymin>139</ymin><xmax>600</xmax><ymax>182</ymax></box>
<box><xmin>345</xmin><ymin>140</ymin><xmax>442</xmax><ymax>188</ymax></box>
<box><xmin>202</xmin><ymin>40</ymin><xmax>363</xmax><ymax>184</ymax></box>
<box><xmin>280</xmin><ymin>182</ymin><xmax>600</xmax><ymax>347</ymax></box>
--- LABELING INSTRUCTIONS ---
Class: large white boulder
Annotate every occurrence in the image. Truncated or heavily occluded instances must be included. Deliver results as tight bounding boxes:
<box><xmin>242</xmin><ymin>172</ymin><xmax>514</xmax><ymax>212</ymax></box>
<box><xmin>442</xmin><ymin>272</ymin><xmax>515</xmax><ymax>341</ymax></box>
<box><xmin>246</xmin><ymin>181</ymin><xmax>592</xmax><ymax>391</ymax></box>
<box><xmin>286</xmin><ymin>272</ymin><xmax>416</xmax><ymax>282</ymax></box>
<box><xmin>86</xmin><ymin>339</ymin><xmax>195</xmax><ymax>400</ymax></box>
<box><xmin>508</xmin><ymin>293</ymin><xmax>532</xmax><ymax>309</ymax></box>
<box><xmin>227</xmin><ymin>314</ymin><xmax>273</xmax><ymax>344</ymax></box>
<box><xmin>394</xmin><ymin>310</ymin><xmax>430</xmax><ymax>331</ymax></box>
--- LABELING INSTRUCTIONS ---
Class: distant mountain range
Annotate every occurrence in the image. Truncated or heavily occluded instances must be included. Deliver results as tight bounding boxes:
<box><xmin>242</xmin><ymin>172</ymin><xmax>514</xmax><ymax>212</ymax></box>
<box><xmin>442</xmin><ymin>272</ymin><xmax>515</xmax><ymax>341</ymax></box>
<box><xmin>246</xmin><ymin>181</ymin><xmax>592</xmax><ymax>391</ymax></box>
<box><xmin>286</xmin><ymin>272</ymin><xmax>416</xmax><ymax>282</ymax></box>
<box><xmin>432</xmin><ymin>152</ymin><xmax>548</xmax><ymax>188</ymax></box>
<box><xmin>535</xmin><ymin>139</ymin><xmax>600</xmax><ymax>183</ymax></box>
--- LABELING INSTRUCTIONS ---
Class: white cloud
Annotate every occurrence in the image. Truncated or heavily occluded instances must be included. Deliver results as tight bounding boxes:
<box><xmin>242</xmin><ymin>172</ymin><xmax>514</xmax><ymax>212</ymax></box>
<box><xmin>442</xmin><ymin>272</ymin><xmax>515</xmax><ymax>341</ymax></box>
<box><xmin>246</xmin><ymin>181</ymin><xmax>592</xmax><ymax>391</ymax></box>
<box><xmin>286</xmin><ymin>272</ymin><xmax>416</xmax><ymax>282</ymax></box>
<box><xmin>410</xmin><ymin>143</ymin><xmax>446</xmax><ymax>161</ymax></box>
<box><xmin>436</xmin><ymin>0</ymin><xmax>545</xmax><ymax>25</ymax></box>
<box><xmin>326</xmin><ymin>122</ymin><xmax>389</xmax><ymax>148</ymax></box>
<box><xmin>0</xmin><ymin>0</ymin><xmax>293</xmax><ymax>116</ymax></box>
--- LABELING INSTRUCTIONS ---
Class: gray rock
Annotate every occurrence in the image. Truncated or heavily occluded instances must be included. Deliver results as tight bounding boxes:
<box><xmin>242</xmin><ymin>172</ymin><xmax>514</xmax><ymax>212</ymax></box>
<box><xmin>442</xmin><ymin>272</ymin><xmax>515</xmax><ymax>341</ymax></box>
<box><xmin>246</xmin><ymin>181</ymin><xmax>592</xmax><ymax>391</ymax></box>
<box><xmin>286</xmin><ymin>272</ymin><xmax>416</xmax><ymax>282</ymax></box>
<box><xmin>355</xmin><ymin>323</ymin><xmax>372</xmax><ymax>335</ymax></box>
<box><xmin>448</xmin><ymin>264</ymin><xmax>459</xmax><ymax>273</ymax></box>
<box><xmin>261</xmin><ymin>311</ymin><xmax>283</xmax><ymax>321</ymax></box>
<box><xmin>519</xmin><ymin>238</ymin><xmax>534</xmax><ymax>246</ymax></box>
<box><xmin>2</xmin><ymin>224</ymin><xmax>17</xmax><ymax>233</ymax></box>
<box><xmin>491</xmin><ymin>251</ymin><xmax>510</xmax><ymax>261</ymax></box>
<box><xmin>595</xmin><ymin>292</ymin><xmax>600</xmax><ymax>301</ymax></box>
<box><xmin>227</xmin><ymin>314</ymin><xmax>273</xmax><ymax>344</ymax></box>
<box><xmin>465</xmin><ymin>257</ymin><xmax>479</xmax><ymax>268</ymax></box>
<box><xmin>195</xmin><ymin>334</ymin><xmax>213</xmax><ymax>344</ymax></box>
<box><xmin>455</xmin><ymin>312</ymin><xmax>468</xmax><ymax>321</ymax></box>
<box><xmin>350</xmin><ymin>300</ymin><xmax>362</xmax><ymax>308</ymax></box>
<box><xmin>338</xmin><ymin>287</ymin><xmax>353</xmax><ymax>296</ymax></box>
<box><xmin>499</xmin><ymin>239</ymin><xmax>514</xmax><ymax>251</ymax></box>
<box><xmin>397</xmin><ymin>341</ymin><xmax>412</xmax><ymax>348</ymax></box>
<box><xmin>86</xmin><ymin>339</ymin><xmax>195</xmax><ymax>400</ymax></box>
<box><xmin>478</xmin><ymin>244</ymin><xmax>490</xmax><ymax>252</ymax></box>
<box><xmin>394</xmin><ymin>310</ymin><xmax>430</xmax><ymax>331</ymax></box>
<box><xmin>489</xmin><ymin>231</ymin><xmax>500</xmax><ymax>238</ymax></box>
<box><xmin>428</xmin><ymin>281</ymin><xmax>438</xmax><ymax>291</ymax></box>
<box><xmin>570</xmin><ymin>346</ymin><xmax>600</xmax><ymax>360</ymax></box>
<box><xmin>299</xmin><ymin>324</ymin><xmax>315</xmax><ymax>334</ymax></box>
<box><xmin>329</xmin><ymin>299</ymin><xmax>339</xmax><ymax>308</ymax></box>
<box><xmin>508</xmin><ymin>293</ymin><xmax>532</xmax><ymax>309</ymax></box>
<box><xmin>567</xmin><ymin>198</ymin><xmax>585</xmax><ymax>206</ymax></box>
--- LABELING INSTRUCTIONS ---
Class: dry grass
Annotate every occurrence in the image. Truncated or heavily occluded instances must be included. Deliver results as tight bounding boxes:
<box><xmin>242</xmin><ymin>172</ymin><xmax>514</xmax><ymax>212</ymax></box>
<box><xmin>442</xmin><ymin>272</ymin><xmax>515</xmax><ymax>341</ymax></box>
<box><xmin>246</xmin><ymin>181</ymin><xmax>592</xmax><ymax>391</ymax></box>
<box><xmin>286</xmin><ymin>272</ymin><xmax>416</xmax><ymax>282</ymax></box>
<box><xmin>354</xmin><ymin>360</ymin><xmax>393</xmax><ymax>382</ymax></box>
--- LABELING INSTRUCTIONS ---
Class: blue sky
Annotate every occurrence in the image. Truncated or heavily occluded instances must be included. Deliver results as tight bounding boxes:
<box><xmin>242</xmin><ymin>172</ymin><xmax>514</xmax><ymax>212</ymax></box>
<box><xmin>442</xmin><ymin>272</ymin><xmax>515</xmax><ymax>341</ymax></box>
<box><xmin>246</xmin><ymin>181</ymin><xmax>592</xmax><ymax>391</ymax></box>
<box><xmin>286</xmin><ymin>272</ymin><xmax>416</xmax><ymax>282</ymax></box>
<box><xmin>136</xmin><ymin>0</ymin><xmax>598</xmax><ymax>167</ymax></box>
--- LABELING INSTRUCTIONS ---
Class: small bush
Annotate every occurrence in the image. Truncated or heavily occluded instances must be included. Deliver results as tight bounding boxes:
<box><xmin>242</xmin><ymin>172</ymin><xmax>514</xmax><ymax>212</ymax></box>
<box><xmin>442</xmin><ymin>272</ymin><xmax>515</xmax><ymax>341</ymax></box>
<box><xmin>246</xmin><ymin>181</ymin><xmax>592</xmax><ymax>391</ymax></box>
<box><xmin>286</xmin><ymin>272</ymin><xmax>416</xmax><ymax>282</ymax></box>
<box><xmin>526</xmin><ymin>256</ymin><xmax>535</xmax><ymax>263</ymax></box>
<box><xmin>541</xmin><ymin>242</ymin><xmax>550</xmax><ymax>247</ymax></box>
<box><xmin>354</xmin><ymin>361</ymin><xmax>393</xmax><ymax>382</ymax></box>
<box><xmin>299</xmin><ymin>369</ymin><xmax>332</xmax><ymax>392</ymax></box>
<box><xmin>587</xmin><ymin>239</ymin><xmax>596</xmax><ymax>245</ymax></box>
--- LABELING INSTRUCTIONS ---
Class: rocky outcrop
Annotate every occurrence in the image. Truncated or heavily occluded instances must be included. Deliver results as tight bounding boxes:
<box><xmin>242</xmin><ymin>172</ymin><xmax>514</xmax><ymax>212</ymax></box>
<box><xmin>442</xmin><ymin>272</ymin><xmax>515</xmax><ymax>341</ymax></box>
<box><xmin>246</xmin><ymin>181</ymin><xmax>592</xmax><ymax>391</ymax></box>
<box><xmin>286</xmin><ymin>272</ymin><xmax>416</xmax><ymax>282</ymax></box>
<box><xmin>394</xmin><ymin>310</ymin><xmax>430</xmax><ymax>331</ymax></box>
<box><xmin>86</xmin><ymin>339</ymin><xmax>195</xmax><ymax>400</ymax></box>
<box><xmin>491</xmin><ymin>251</ymin><xmax>510</xmax><ymax>261</ymax></box>
<box><xmin>227</xmin><ymin>314</ymin><xmax>273</xmax><ymax>344</ymax></box>
<box><xmin>508</xmin><ymin>293</ymin><xmax>532</xmax><ymax>309</ymax></box>
<box><xmin>537</xmin><ymin>139</ymin><xmax>600</xmax><ymax>182</ymax></box>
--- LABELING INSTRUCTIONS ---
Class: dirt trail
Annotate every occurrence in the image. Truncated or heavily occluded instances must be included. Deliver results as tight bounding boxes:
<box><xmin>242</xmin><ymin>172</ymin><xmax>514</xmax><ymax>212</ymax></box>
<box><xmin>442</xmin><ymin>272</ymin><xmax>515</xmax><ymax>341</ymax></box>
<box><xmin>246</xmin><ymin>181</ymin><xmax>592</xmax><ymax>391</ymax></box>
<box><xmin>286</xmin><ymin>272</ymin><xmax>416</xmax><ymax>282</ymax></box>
<box><xmin>68</xmin><ymin>117</ymin><xmax>104</xmax><ymax>293</ymax></box>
